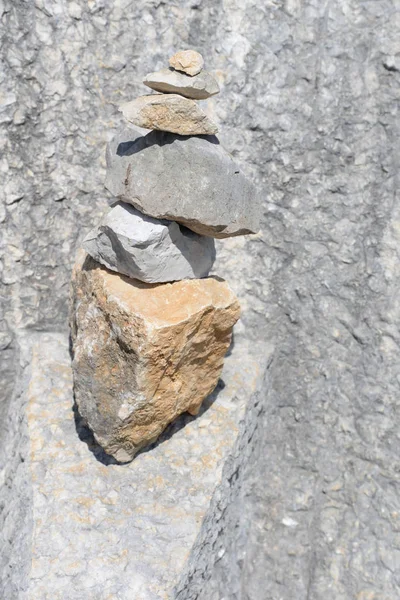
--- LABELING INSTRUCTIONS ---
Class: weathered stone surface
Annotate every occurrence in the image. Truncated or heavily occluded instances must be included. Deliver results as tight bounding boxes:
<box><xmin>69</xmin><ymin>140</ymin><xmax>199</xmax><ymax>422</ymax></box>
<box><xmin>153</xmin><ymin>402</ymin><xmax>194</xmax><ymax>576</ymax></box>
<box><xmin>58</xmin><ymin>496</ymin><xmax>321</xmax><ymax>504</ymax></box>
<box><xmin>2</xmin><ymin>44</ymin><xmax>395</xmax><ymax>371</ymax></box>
<box><xmin>0</xmin><ymin>328</ymin><xmax>267</xmax><ymax>600</ymax></box>
<box><xmin>105</xmin><ymin>127</ymin><xmax>261</xmax><ymax>238</ymax></box>
<box><xmin>3</xmin><ymin>3</ymin><xmax>400</xmax><ymax>599</ymax></box>
<box><xmin>120</xmin><ymin>94</ymin><xmax>218</xmax><ymax>136</ymax></box>
<box><xmin>143</xmin><ymin>68</ymin><xmax>219</xmax><ymax>100</ymax></box>
<box><xmin>169</xmin><ymin>50</ymin><xmax>204</xmax><ymax>76</ymax></box>
<box><xmin>83</xmin><ymin>202</ymin><xmax>215</xmax><ymax>283</ymax></box>
<box><xmin>70</xmin><ymin>253</ymin><xmax>240</xmax><ymax>462</ymax></box>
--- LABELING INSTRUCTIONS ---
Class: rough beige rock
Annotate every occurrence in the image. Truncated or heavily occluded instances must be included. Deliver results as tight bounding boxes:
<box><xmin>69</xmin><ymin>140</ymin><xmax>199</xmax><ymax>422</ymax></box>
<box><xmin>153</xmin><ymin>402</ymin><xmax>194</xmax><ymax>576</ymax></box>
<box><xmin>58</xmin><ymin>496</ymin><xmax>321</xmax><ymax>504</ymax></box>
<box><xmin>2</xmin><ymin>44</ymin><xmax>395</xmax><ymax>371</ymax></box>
<box><xmin>70</xmin><ymin>252</ymin><xmax>240</xmax><ymax>462</ymax></box>
<box><xmin>143</xmin><ymin>68</ymin><xmax>219</xmax><ymax>100</ymax></box>
<box><xmin>169</xmin><ymin>49</ymin><xmax>204</xmax><ymax>76</ymax></box>
<box><xmin>120</xmin><ymin>94</ymin><xmax>218</xmax><ymax>135</ymax></box>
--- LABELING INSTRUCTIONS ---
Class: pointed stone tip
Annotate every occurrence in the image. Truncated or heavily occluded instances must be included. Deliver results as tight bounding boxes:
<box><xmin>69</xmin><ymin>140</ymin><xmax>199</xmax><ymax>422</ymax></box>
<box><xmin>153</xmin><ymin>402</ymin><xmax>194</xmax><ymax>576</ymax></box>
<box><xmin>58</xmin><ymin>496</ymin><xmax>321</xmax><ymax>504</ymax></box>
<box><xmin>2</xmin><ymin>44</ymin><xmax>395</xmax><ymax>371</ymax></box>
<box><xmin>118</xmin><ymin>100</ymin><xmax>133</xmax><ymax>115</ymax></box>
<box><xmin>169</xmin><ymin>49</ymin><xmax>204</xmax><ymax>77</ymax></box>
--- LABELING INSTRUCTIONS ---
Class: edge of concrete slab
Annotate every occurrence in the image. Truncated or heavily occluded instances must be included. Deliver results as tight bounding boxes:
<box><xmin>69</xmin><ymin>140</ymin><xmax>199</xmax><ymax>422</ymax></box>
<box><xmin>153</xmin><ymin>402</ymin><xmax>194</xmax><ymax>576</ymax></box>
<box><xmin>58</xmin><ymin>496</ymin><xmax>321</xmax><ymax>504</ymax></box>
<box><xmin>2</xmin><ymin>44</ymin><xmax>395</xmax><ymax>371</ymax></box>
<box><xmin>0</xmin><ymin>329</ymin><xmax>271</xmax><ymax>600</ymax></box>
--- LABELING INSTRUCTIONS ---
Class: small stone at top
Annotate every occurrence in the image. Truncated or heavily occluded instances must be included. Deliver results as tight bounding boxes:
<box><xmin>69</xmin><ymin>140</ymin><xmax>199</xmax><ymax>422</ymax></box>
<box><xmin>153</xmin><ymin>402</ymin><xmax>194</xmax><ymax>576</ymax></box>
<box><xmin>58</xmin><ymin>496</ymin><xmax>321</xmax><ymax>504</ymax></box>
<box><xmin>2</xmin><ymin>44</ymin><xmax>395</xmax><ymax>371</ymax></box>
<box><xmin>169</xmin><ymin>50</ymin><xmax>204</xmax><ymax>77</ymax></box>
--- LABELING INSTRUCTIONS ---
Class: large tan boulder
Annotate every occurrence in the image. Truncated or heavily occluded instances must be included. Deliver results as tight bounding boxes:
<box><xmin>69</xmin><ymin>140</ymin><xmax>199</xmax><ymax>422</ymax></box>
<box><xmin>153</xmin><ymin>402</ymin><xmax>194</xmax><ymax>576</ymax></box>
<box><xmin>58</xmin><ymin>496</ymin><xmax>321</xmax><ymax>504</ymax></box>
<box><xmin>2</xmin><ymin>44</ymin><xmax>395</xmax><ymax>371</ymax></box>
<box><xmin>70</xmin><ymin>253</ymin><xmax>240</xmax><ymax>462</ymax></box>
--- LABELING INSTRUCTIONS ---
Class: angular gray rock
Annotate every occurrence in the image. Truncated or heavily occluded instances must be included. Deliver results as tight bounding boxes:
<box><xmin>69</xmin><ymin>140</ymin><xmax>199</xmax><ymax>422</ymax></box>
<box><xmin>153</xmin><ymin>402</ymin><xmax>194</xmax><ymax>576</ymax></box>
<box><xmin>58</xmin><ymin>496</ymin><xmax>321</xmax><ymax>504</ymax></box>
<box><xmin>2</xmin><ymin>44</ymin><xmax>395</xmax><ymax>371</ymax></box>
<box><xmin>105</xmin><ymin>127</ymin><xmax>261</xmax><ymax>238</ymax></box>
<box><xmin>120</xmin><ymin>94</ymin><xmax>218</xmax><ymax>136</ymax></box>
<box><xmin>82</xmin><ymin>202</ymin><xmax>215</xmax><ymax>283</ymax></box>
<box><xmin>143</xmin><ymin>68</ymin><xmax>220</xmax><ymax>100</ymax></box>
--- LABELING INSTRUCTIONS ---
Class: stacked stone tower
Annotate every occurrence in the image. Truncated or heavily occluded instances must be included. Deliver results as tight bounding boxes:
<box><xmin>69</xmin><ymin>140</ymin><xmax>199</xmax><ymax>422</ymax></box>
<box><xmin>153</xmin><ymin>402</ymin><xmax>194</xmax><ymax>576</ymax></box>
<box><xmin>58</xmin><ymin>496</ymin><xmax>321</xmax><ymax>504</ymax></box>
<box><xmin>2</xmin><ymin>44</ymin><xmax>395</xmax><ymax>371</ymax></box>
<box><xmin>70</xmin><ymin>51</ymin><xmax>261</xmax><ymax>462</ymax></box>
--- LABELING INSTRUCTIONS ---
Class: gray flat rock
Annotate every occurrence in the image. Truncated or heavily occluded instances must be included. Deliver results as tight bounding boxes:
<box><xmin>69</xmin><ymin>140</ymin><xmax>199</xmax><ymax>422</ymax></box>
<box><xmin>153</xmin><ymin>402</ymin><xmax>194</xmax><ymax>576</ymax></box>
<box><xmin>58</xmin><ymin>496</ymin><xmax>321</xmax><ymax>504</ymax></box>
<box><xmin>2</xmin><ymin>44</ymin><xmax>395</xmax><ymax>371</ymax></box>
<box><xmin>105</xmin><ymin>128</ymin><xmax>261</xmax><ymax>238</ymax></box>
<box><xmin>143</xmin><ymin>68</ymin><xmax>219</xmax><ymax>100</ymax></box>
<box><xmin>120</xmin><ymin>95</ymin><xmax>218</xmax><ymax>136</ymax></box>
<box><xmin>83</xmin><ymin>202</ymin><xmax>215</xmax><ymax>283</ymax></box>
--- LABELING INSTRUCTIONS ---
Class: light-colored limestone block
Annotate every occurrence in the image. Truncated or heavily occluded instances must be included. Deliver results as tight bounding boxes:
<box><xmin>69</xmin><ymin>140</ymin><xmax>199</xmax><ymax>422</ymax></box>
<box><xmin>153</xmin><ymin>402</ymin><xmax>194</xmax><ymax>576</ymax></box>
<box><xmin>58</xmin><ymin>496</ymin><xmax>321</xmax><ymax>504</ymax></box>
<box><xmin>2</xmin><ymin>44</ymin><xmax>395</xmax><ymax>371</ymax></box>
<box><xmin>105</xmin><ymin>127</ymin><xmax>261</xmax><ymax>239</ymax></box>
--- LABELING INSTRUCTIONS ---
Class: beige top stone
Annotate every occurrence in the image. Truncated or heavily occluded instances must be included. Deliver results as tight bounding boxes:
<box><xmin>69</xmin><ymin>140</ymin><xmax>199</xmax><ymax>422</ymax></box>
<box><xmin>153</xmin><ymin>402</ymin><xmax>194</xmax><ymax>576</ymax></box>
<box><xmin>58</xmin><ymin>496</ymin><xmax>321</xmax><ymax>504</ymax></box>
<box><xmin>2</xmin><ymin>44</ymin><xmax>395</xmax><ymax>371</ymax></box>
<box><xmin>169</xmin><ymin>49</ymin><xmax>204</xmax><ymax>76</ymax></box>
<box><xmin>120</xmin><ymin>94</ymin><xmax>218</xmax><ymax>136</ymax></box>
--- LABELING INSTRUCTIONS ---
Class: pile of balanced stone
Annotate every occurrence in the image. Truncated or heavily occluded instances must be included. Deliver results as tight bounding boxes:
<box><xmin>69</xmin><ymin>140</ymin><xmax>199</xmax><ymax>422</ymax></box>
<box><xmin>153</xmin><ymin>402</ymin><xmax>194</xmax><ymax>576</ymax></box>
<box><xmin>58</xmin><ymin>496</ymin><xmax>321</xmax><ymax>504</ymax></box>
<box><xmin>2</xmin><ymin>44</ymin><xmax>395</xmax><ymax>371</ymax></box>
<box><xmin>70</xmin><ymin>50</ymin><xmax>261</xmax><ymax>462</ymax></box>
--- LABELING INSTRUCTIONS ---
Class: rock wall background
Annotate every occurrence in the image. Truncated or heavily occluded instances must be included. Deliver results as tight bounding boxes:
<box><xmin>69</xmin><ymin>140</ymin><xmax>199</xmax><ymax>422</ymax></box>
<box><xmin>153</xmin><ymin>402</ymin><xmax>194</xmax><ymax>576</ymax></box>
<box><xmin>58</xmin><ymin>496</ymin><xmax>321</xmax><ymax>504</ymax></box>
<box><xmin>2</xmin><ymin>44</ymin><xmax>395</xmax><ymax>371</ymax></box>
<box><xmin>1</xmin><ymin>0</ymin><xmax>400</xmax><ymax>598</ymax></box>
<box><xmin>0</xmin><ymin>0</ymin><xmax>267</xmax><ymax>424</ymax></box>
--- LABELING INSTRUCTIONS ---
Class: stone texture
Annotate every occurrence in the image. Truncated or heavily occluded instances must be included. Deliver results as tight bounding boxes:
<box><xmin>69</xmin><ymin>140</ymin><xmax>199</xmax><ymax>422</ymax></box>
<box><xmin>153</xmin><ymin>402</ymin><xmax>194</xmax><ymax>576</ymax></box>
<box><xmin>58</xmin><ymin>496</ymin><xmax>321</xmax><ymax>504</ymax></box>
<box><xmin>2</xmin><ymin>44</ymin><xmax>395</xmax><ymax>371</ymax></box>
<box><xmin>169</xmin><ymin>50</ymin><xmax>204</xmax><ymax>76</ymax></box>
<box><xmin>70</xmin><ymin>252</ymin><xmax>240</xmax><ymax>462</ymax></box>
<box><xmin>83</xmin><ymin>202</ymin><xmax>215</xmax><ymax>283</ymax></box>
<box><xmin>105</xmin><ymin>127</ymin><xmax>261</xmax><ymax>238</ymax></box>
<box><xmin>2</xmin><ymin>2</ymin><xmax>400</xmax><ymax>599</ymax></box>
<box><xmin>0</xmin><ymin>328</ymin><xmax>267</xmax><ymax>600</ymax></box>
<box><xmin>143</xmin><ymin>68</ymin><xmax>219</xmax><ymax>100</ymax></box>
<box><xmin>120</xmin><ymin>94</ymin><xmax>218</xmax><ymax>136</ymax></box>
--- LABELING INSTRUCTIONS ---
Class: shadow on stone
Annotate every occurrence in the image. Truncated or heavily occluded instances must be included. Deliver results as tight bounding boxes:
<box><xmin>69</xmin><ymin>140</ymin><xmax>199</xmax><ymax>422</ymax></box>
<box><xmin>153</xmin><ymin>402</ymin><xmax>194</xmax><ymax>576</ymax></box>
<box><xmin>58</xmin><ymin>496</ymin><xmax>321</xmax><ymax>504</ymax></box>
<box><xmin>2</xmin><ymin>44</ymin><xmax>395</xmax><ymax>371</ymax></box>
<box><xmin>170</xmin><ymin>223</ymin><xmax>217</xmax><ymax>276</ymax></box>
<box><xmin>226</xmin><ymin>331</ymin><xmax>235</xmax><ymax>357</ymax></box>
<box><xmin>69</xmin><ymin>332</ymin><xmax>120</xmax><ymax>466</ymax></box>
<box><xmin>116</xmin><ymin>129</ymin><xmax>219</xmax><ymax>157</ymax></box>
<box><xmin>72</xmin><ymin>382</ymin><xmax>225</xmax><ymax>465</ymax></box>
<box><xmin>72</xmin><ymin>402</ymin><xmax>120</xmax><ymax>466</ymax></box>
<box><xmin>135</xmin><ymin>378</ymin><xmax>226</xmax><ymax>459</ymax></box>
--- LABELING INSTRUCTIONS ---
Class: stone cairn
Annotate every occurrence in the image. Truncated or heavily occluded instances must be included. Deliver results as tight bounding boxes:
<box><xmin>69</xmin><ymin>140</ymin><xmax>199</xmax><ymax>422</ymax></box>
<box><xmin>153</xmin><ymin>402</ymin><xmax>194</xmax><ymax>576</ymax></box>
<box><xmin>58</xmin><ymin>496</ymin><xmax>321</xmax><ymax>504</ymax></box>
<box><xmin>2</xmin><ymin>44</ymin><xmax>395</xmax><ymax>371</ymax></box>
<box><xmin>70</xmin><ymin>50</ymin><xmax>261</xmax><ymax>462</ymax></box>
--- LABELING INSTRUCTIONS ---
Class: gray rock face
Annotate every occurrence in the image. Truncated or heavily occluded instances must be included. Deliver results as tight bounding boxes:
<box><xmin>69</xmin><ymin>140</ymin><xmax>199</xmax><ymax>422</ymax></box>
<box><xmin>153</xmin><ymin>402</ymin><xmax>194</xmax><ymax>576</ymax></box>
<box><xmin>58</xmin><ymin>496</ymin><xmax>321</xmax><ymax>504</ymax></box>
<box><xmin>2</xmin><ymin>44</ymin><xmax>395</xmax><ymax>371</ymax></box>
<box><xmin>120</xmin><ymin>94</ymin><xmax>218</xmax><ymax>136</ymax></box>
<box><xmin>143</xmin><ymin>68</ymin><xmax>220</xmax><ymax>100</ymax></box>
<box><xmin>105</xmin><ymin>127</ymin><xmax>261</xmax><ymax>238</ymax></box>
<box><xmin>2</xmin><ymin>2</ymin><xmax>400</xmax><ymax>600</ymax></box>
<box><xmin>83</xmin><ymin>202</ymin><xmax>215</xmax><ymax>283</ymax></box>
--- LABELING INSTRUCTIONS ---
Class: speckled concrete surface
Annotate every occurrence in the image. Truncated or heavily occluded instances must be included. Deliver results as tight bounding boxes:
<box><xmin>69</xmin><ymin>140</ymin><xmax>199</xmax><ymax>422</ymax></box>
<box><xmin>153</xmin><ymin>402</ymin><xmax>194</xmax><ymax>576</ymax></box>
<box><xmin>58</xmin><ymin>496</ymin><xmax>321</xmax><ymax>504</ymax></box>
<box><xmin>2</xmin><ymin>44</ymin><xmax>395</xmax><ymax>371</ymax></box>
<box><xmin>10</xmin><ymin>330</ymin><xmax>267</xmax><ymax>599</ymax></box>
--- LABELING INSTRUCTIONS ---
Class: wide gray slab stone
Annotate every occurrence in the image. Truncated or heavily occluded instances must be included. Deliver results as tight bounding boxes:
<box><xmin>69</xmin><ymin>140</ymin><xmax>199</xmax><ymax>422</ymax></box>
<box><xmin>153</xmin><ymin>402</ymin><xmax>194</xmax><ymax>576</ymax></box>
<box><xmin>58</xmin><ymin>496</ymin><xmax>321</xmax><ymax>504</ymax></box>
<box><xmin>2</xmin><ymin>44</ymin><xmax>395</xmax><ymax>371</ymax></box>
<box><xmin>105</xmin><ymin>127</ymin><xmax>261</xmax><ymax>238</ymax></box>
<box><xmin>0</xmin><ymin>330</ymin><xmax>268</xmax><ymax>599</ymax></box>
<box><xmin>83</xmin><ymin>202</ymin><xmax>215</xmax><ymax>283</ymax></box>
<box><xmin>143</xmin><ymin>68</ymin><xmax>219</xmax><ymax>100</ymax></box>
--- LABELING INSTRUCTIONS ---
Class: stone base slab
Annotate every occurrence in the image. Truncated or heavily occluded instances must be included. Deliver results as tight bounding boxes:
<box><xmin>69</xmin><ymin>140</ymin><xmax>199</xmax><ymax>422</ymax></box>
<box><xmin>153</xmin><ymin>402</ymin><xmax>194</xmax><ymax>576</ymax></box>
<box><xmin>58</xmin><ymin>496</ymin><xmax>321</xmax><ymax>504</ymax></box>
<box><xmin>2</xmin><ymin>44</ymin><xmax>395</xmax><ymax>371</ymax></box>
<box><xmin>1</xmin><ymin>330</ymin><xmax>269</xmax><ymax>600</ymax></box>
